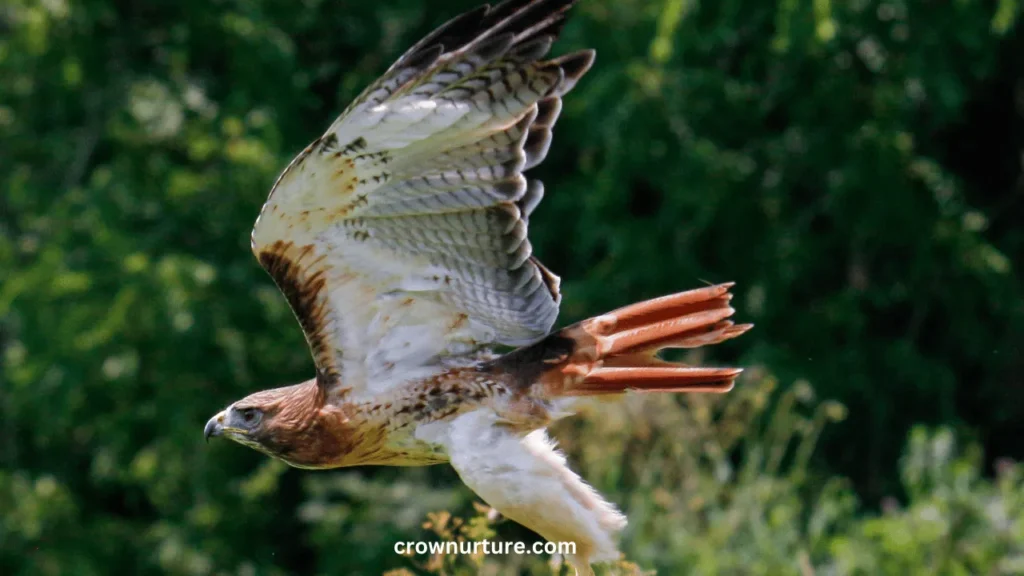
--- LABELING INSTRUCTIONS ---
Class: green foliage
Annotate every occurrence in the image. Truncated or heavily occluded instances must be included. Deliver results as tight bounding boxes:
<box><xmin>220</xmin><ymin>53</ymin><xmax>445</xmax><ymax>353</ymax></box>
<box><xmin>830</xmin><ymin>428</ymin><xmax>1024</xmax><ymax>575</ymax></box>
<box><xmin>370</xmin><ymin>382</ymin><xmax>1024</xmax><ymax>575</ymax></box>
<box><xmin>1</xmin><ymin>0</ymin><xmax>1022</xmax><ymax>573</ymax></box>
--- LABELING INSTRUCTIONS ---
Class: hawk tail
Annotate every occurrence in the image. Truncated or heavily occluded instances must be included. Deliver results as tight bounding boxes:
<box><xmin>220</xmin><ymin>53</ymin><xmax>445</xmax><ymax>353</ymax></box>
<box><xmin>505</xmin><ymin>283</ymin><xmax>752</xmax><ymax>397</ymax></box>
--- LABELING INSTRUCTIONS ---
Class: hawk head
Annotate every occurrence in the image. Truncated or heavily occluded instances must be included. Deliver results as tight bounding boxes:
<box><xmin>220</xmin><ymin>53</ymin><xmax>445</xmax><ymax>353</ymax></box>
<box><xmin>204</xmin><ymin>380</ymin><xmax>345</xmax><ymax>468</ymax></box>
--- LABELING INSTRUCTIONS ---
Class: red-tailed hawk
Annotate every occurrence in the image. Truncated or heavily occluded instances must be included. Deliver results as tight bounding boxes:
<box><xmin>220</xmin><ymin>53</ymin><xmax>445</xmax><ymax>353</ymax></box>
<box><xmin>204</xmin><ymin>0</ymin><xmax>751</xmax><ymax>572</ymax></box>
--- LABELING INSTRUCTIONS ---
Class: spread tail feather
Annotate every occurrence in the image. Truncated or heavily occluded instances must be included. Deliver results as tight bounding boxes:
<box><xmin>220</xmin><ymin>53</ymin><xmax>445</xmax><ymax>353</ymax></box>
<box><xmin>528</xmin><ymin>283</ymin><xmax>752</xmax><ymax>397</ymax></box>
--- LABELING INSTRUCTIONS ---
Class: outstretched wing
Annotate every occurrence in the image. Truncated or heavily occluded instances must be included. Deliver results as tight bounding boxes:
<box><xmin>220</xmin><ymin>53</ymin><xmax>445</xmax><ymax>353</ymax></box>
<box><xmin>251</xmin><ymin>0</ymin><xmax>594</xmax><ymax>399</ymax></box>
<box><xmin>440</xmin><ymin>410</ymin><xmax>626</xmax><ymax>571</ymax></box>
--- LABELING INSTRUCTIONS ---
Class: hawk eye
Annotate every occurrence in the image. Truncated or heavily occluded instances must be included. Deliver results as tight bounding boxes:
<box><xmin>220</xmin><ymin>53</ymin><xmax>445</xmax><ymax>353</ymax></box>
<box><xmin>238</xmin><ymin>407</ymin><xmax>262</xmax><ymax>426</ymax></box>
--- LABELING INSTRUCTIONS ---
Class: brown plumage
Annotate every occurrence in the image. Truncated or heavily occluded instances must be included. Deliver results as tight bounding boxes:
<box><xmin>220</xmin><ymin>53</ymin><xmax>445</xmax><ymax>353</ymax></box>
<box><xmin>204</xmin><ymin>1</ymin><xmax>751</xmax><ymax>573</ymax></box>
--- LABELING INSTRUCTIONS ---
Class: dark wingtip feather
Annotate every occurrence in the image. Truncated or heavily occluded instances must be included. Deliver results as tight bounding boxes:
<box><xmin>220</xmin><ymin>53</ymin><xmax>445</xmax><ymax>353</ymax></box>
<box><xmin>534</xmin><ymin>97</ymin><xmax>562</xmax><ymax>127</ymax></box>
<box><xmin>402</xmin><ymin>43</ymin><xmax>446</xmax><ymax>76</ymax></box>
<box><xmin>523</xmin><ymin>127</ymin><xmax>553</xmax><ymax>170</ymax></box>
<box><xmin>517</xmin><ymin>180</ymin><xmax>545</xmax><ymax>220</ymax></box>
<box><xmin>509</xmin><ymin>34</ymin><xmax>556</xmax><ymax>61</ymax></box>
<box><xmin>474</xmin><ymin>31</ymin><xmax>518</xmax><ymax>62</ymax></box>
<box><xmin>550</xmin><ymin>49</ymin><xmax>595</xmax><ymax>95</ymax></box>
<box><xmin>460</xmin><ymin>0</ymin><xmax>580</xmax><ymax>59</ymax></box>
<box><xmin>371</xmin><ymin>0</ymin><xmax>588</xmax><ymax>107</ymax></box>
<box><xmin>400</xmin><ymin>5</ymin><xmax>490</xmax><ymax>62</ymax></box>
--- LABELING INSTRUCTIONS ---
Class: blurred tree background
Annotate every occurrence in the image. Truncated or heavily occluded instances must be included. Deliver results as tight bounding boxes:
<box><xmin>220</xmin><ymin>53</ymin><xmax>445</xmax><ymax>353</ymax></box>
<box><xmin>2</xmin><ymin>0</ymin><xmax>1023</xmax><ymax>574</ymax></box>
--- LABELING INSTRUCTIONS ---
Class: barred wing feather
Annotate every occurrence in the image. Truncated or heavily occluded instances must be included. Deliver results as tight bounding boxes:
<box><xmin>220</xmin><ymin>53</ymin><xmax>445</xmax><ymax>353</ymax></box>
<box><xmin>250</xmin><ymin>0</ymin><xmax>593</xmax><ymax>399</ymax></box>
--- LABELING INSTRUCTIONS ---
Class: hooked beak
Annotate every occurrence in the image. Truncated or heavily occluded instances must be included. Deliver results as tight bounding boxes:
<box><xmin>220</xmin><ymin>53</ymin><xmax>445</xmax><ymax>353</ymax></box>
<box><xmin>204</xmin><ymin>411</ymin><xmax>225</xmax><ymax>442</ymax></box>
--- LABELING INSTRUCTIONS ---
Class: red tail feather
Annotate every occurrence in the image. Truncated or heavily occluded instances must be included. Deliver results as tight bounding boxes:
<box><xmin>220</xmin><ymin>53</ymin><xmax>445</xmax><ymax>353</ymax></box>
<box><xmin>538</xmin><ymin>283</ymin><xmax>751</xmax><ymax>397</ymax></box>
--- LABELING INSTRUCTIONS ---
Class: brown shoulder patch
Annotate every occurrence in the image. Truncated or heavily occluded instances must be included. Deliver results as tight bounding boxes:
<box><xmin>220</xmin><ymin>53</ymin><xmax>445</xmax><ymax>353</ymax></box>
<box><xmin>258</xmin><ymin>240</ymin><xmax>342</xmax><ymax>385</ymax></box>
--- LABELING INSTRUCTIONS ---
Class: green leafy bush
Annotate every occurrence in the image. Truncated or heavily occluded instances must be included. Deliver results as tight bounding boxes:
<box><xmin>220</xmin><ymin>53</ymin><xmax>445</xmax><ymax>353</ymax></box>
<box><xmin>384</xmin><ymin>380</ymin><xmax>1023</xmax><ymax>575</ymax></box>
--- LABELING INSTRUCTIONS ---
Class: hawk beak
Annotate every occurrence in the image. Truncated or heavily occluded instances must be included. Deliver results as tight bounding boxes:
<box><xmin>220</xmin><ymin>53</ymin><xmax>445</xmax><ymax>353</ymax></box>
<box><xmin>204</xmin><ymin>412</ymin><xmax>225</xmax><ymax>442</ymax></box>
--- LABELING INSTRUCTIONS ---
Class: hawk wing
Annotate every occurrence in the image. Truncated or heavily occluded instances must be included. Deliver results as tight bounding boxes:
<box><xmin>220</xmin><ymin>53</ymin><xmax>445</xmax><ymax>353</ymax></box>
<box><xmin>251</xmin><ymin>0</ymin><xmax>594</xmax><ymax>399</ymax></box>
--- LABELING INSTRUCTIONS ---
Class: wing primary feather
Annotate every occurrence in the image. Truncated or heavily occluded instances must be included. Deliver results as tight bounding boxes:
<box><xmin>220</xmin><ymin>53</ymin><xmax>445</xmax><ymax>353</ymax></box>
<box><xmin>548</xmin><ymin>50</ymin><xmax>595</xmax><ymax>96</ymax></box>
<box><xmin>469</xmin><ymin>0</ymin><xmax>578</xmax><ymax>49</ymax></box>
<box><xmin>392</xmin><ymin>0</ymin><xmax>579</xmax><ymax>105</ymax></box>
<box><xmin>508</xmin><ymin>35</ymin><xmax>555</xmax><ymax>62</ymax></box>
<box><xmin>396</xmin><ymin>7</ymin><xmax>490</xmax><ymax>65</ymax></box>
<box><xmin>534</xmin><ymin>97</ymin><xmax>562</xmax><ymax>127</ymax></box>
<box><xmin>523</xmin><ymin>126</ymin><xmax>553</xmax><ymax>170</ymax></box>
<box><xmin>517</xmin><ymin>180</ymin><xmax>544</xmax><ymax>221</ymax></box>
